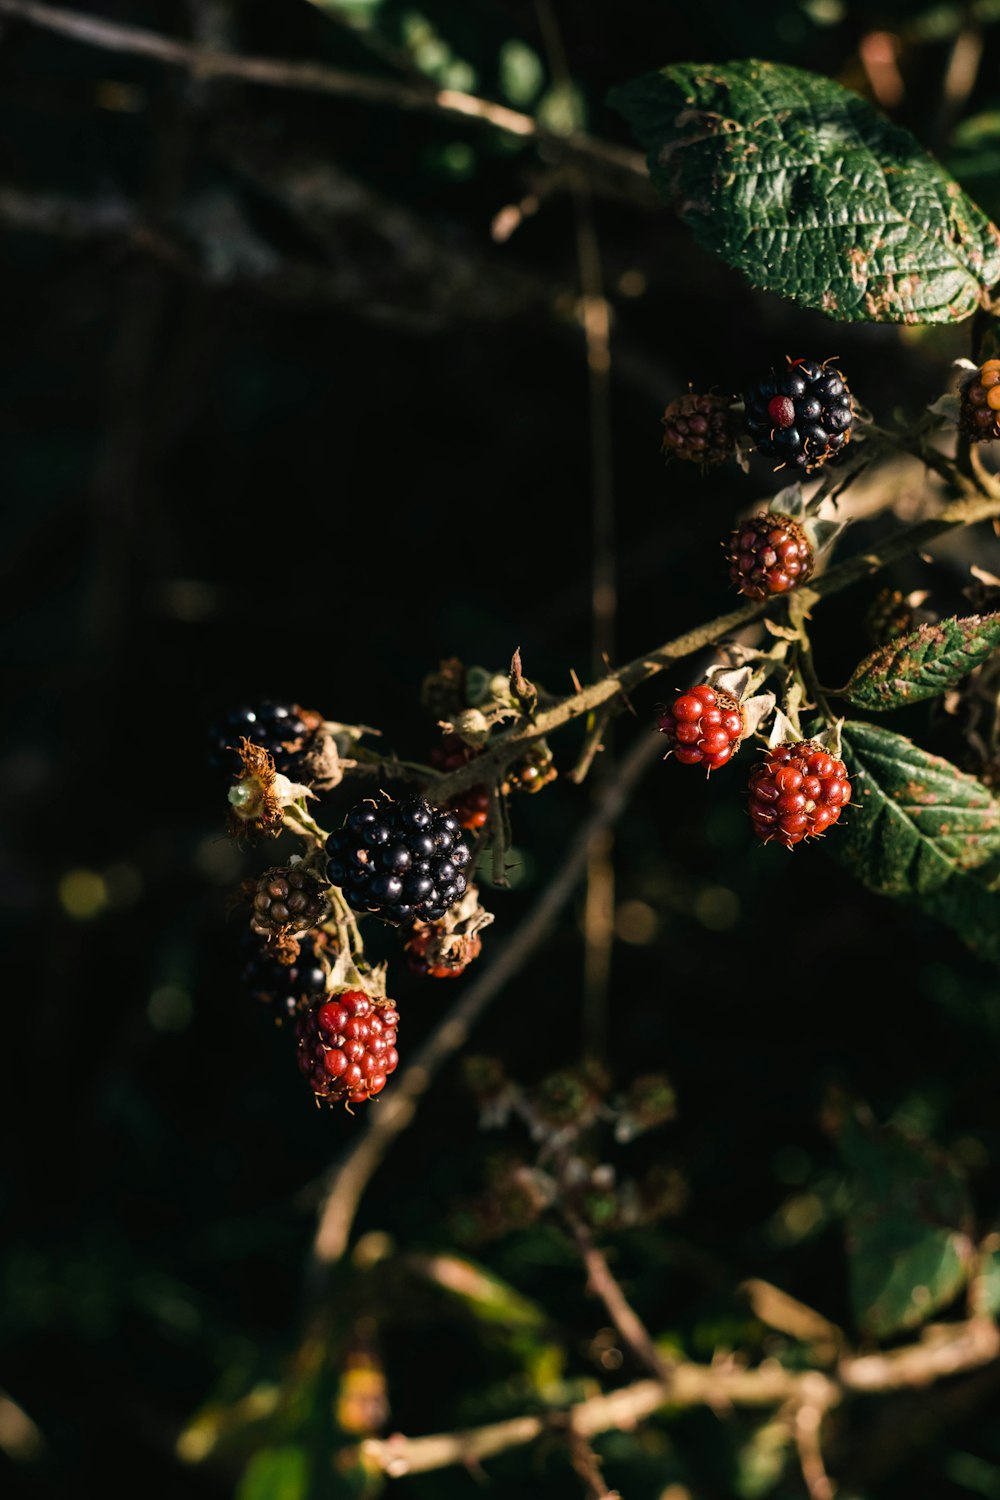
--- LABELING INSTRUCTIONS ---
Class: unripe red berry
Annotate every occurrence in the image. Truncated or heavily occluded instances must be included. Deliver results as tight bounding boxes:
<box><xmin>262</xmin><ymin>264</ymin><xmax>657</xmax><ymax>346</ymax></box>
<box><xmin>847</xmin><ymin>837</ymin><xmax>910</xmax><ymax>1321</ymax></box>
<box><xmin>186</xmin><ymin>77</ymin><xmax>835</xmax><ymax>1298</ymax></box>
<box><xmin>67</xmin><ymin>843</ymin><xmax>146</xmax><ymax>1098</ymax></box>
<box><xmin>748</xmin><ymin>741</ymin><xmax>851</xmax><ymax>847</ymax></box>
<box><xmin>658</xmin><ymin>684</ymin><xmax>745</xmax><ymax>771</ymax></box>
<box><xmin>295</xmin><ymin>989</ymin><xmax>400</xmax><ymax>1107</ymax></box>
<box><xmin>726</xmin><ymin>512</ymin><xmax>813</xmax><ymax>600</ymax></box>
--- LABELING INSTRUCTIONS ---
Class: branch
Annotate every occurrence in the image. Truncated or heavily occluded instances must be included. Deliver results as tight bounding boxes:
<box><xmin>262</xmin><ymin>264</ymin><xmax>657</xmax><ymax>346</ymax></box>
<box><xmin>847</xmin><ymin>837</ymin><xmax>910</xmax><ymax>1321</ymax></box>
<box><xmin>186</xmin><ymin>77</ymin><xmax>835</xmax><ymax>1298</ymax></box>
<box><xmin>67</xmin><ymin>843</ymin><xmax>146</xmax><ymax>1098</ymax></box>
<box><xmin>360</xmin><ymin>1317</ymin><xmax>1000</xmax><ymax>1478</ymax></box>
<box><xmin>0</xmin><ymin>0</ymin><xmax>646</xmax><ymax>185</ymax></box>
<box><xmin>307</xmin><ymin>728</ymin><xmax>664</xmax><ymax>1272</ymax></box>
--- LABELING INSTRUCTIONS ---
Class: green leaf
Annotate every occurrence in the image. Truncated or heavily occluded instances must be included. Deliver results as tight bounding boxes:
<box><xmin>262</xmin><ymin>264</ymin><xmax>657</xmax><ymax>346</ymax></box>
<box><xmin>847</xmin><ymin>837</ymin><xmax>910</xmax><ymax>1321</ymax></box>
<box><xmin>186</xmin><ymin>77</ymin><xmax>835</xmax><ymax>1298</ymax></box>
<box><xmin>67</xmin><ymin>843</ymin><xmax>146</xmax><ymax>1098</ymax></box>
<box><xmin>976</xmin><ymin>1245</ymin><xmax>1000</xmax><ymax>1318</ymax></box>
<box><xmin>838</xmin><ymin>1112</ymin><xmax>974</xmax><ymax>1338</ymax></box>
<box><xmin>841</xmin><ymin>613</ymin><xmax>1000</xmax><ymax>710</ymax></box>
<box><xmin>237</xmin><ymin>1446</ymin><xmax>308</xmax><ymax>1500</ymax></box>
<box><xmin>839</xmin><ymin>721</ymin><xmax>1000</xmax><ymax>891</ymax></box>
<box><xmin>608</xmin><ymin>60</ymin><xmax>1000</xmax><ymax>323</ymax></box>
<box><xmin>836</xmin><ymin>722</ymin><xmax>1000</xmax><ymax>963</ymax></box>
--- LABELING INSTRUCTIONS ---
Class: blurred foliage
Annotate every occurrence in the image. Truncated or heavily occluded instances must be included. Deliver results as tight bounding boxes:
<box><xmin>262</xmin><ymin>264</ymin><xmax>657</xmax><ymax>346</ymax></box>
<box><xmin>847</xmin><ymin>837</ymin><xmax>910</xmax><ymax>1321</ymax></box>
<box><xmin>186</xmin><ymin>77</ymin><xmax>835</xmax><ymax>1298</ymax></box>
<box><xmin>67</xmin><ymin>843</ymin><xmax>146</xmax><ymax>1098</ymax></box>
<box><xmin>5</xmin><ymin>2</ymin><xmax>1000</xmax><ymax>1499</ymax></box>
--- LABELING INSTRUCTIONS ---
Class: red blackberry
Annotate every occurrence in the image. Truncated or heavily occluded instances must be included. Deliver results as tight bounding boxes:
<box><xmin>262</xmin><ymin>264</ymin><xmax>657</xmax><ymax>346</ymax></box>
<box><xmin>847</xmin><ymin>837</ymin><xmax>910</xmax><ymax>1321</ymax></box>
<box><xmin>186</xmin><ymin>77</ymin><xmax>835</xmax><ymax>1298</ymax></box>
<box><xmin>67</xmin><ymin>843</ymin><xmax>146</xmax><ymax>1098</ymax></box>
<box><xmin>210</xmin><ymin>701</ymin><xmax>315</xmax><ymax>777</ymax></box>
<box><xmin>661</xmin><ymin>391</ymin><xmax>735</xmax><ymax>467</ymax></box>
<box><xmin>960</xmin><ymin>359</ymin><xmax>1000</xmax><ymax>441</ymax></box>
<box><xmin>727</xmin><ymin>512</ymin><xmax>813</xmax><ymax>600</ymax></box>
<box><xmin>242</xmin><ymin>931</ymin><xmax>331</xmax><ymax>1016</ymax></box>
<box><xmin>431</xmin><ymin>735</ymin><xmax>490</xmax><ymax>832</ymax></box>
<box><xmin>748</xmin><ymin>741</ymin><xmax>851</xmax><ymax>847</ymax></box>
<box><xmin>658</xmin><ymin>683</ymin><xmax>745</xmax><ymax>771</ymax></box>
<box><xmin>742</xmin><ymin>359</ymin><xmax>853</xmax><ymax>471</ymax></box>
<box><xmin>250</xmin><ymin>866</ymin><xmax>328</xmax><ymax>938</ymax></box>
<box><xmin>295</xmin><ymin>989</ymin><xmax>400</xmax><ymax>1106</ymax></box>
<box><xmin>326</xmin><ymin>794</ymin><xmax>470</xmax><ymax>925</ymax></box>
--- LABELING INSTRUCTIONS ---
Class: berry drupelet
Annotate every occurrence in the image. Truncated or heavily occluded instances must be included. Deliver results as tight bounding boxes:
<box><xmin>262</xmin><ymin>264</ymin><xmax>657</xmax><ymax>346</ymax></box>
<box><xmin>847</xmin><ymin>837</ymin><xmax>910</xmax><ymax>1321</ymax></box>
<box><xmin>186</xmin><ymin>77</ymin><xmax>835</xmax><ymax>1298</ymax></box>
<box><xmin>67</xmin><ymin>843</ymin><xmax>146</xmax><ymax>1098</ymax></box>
<box><xmin>748</xmin><ymin>742</ymin><xmax>851</xmax><ymax>847</ymax></box>
<box><xmin>296</xmin><ymin>989</ymin><xmax>400</xmax><ymax>1105</ymax></box>
<box><xmin>727</xmin><ymin>512</ymin><xmax>813</xmax><ymax>600</ymax></box>
<box><xmin>742</xmin><ymin>359</ymin><xmax>853</xmax><ymax>472</ymax></box>
<box><xmin>658</xmin><ymin>683</ymin><xmax>744</xmax><ymax>770</ymax></box>
<box><xmin>326</xmin><ymin>794</ymin><xmax>470</xmax><ymax>925</ymax></box>
<box><xmin>210</xmin><ymin>701</ymin><xmax>313</xmax><ymax>776</ymax></box>
<box><xmin>661</xmin><ymin>392</ymin><xmax>735</xmax><ymax>467</ymax></box>
<box><xmin>960</xmin><ymin>358</ymin><xmax>1000</xmax><ymax>441</ymax></box>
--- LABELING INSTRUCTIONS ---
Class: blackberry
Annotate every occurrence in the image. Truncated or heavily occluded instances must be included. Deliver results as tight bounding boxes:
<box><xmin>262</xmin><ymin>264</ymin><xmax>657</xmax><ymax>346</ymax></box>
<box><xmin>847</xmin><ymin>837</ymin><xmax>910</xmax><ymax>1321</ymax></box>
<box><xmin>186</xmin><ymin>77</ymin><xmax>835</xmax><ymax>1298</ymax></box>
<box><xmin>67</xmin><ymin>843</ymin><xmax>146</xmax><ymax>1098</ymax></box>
<box><xmin>661</xmin><ymin>391</ymin><xmax>735</xmax><ymax>467</ymax></box>
<box><xmin>250</xmin><ymin>866</ymin><xmax>328</xmax><ymax>938</ymax></box>
<box><xmin>658</xmin><ymin>683</ymin><xmax>744</xmax><ymax>770</ymax></box>
<box><xmin>727</xmin><ymin>512</ymin><xmax>813</xmax><ymax>600</ymax></box>
<box><xmin>960</xmin><ymin>358</ymin><xmax>1000</xmax><ymax>441</ymax></box>
<box><xmin>242</xmin><ymin>931</ymin><xmax>330</xmax><ymax>1016</ymax></box>
<box><xmin>748</xmin><ymin>741</ymin><xmax>851</xmax><ymax>847</ymax></box>
<box><xmin>326</xmin><ymin>794</ymin><xmax>470</xmax><ymax>925</ymax></box>
<box><xmin>210</xmin><ymin>701</ymin><xmax>313</xmax><ymax>776</ymax></box>
<box><xmin>742</xmin><ymin>358</ymin><xmax>853</xmax><ymax>472</ymax></box>
<box><xmin>296</xmin><ymin>989</ymin><xmax>400</xmax><ymax>1106</ymax></box>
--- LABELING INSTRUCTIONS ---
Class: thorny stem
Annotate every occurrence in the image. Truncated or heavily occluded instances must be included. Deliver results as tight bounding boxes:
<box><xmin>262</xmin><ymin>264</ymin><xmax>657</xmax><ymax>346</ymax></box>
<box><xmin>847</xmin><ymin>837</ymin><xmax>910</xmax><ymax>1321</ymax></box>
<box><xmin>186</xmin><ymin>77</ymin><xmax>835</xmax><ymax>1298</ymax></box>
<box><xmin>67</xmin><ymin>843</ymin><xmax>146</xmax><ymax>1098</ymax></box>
<box><xmin>428</xmin><ymin>473</ymin><xmax>1000</xmax><ymax>802</ymax></box>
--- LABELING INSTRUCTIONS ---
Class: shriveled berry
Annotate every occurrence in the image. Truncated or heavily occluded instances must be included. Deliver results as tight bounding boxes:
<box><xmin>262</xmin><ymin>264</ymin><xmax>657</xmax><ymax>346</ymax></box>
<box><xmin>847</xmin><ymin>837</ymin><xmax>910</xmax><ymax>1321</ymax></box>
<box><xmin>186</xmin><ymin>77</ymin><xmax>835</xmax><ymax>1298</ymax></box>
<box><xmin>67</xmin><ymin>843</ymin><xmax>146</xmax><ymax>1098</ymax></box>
<box><xmin>658</xmin><ymin>685</ymin><xmax>745</xmax><ymax>772</ymax></box>
<box><xmin>726</xmin><ymin>512</ymin><xmax>813</xmax><ymax>600</ymax></box>
<box><xmin>296</xmin><ymin>989</ymin><xmax>400</xmax><ymax>1106</ymax></box>
<box><xmin>405</xmin><ymin>920</ymin><xmax>483</xmax><ymax>979</ymax></box>
<box><xmin>661</xmin><ymin>391</ymin><xmax>736</xmax><ymax>467</ymax></box>
<box><xmin>748</xmin><ymin>741</ymin><xmax>851</xmax><ymax>847</ymax></box>
<box><xmin>743</xmin><ymin>359</ymin><xmax>854</xmax><ymax>471</ymax></box>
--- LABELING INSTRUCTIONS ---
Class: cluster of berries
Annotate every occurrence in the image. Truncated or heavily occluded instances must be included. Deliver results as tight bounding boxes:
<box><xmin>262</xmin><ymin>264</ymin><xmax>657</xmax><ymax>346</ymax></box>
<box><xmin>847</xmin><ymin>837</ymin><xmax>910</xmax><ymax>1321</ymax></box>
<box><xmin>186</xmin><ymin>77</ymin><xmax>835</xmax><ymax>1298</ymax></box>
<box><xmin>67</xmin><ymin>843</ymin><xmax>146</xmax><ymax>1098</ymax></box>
<box><xmin>659</xmin><ymin>689</ymin><xmax>851</xmax><ymax>848</ymax></box>
<box><xmin>662</xmin><ymin>357</ymin><xmax>855</xmax><ymax>475</ymax></box>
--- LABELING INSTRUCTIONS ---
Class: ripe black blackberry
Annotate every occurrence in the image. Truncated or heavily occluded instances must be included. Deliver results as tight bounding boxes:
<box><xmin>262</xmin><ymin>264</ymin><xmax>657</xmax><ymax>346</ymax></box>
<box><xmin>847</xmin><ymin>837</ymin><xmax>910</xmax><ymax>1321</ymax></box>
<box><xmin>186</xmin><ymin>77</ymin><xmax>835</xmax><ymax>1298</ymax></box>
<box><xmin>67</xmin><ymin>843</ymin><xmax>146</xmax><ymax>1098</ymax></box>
<box><xmin>242</xmin><ymin>931</ymin><xmax>330</xmax><ymax>1016</ymax></box>
<box><xmin>326</xmin><ymin>794</ymin><xmax>470</xmax><ymax>925</ymax></box>
<box><xmin>742</xmin><ymin>359</ymin><xmax>853</xmax><ymax>472</ymax></box>
<box><xmin>209</xmin><ymin>701</ymin><xmax>313</xmax><ymax>776</ymax></box>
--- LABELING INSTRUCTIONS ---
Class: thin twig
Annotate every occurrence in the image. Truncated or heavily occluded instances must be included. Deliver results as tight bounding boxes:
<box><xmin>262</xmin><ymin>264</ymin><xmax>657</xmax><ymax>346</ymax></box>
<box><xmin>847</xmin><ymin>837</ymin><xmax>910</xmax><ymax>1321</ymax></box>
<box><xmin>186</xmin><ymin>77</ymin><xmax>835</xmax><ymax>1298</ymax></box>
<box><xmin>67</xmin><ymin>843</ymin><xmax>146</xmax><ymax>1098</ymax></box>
<box><xmin>793</xmin><ymin>1389</ymin><xmax>837</xmax><ymax>1500</ymax></box>
<box><xmin>0</xmin><ymin>0</ymin><xmax>645</xmax><ymax>183</ymax></box>
<box><xmin>360</xmin><ymin>1317</ymin><xmax>1000</xmax><ymax>1477</ymax></box>
<box><xmin>563</xmin><ymin>1207</ymin><xmax>671</xmax><ymax>1380</ymax></box>
<box><xmin>306</xmin><ymin>729</ymin><xmax>662</xmax><ymax>1273</ymax></box>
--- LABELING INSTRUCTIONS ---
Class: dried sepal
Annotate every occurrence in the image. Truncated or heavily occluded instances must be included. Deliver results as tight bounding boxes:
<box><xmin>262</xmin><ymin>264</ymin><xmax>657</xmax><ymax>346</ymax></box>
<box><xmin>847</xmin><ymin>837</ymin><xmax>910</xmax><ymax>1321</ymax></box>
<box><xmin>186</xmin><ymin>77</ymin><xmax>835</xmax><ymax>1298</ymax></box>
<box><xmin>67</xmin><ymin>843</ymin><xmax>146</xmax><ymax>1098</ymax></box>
<box><xmin>227</xmin><ymin>740</ymin><xmax>286</xmax><ymax>839</ymax></box>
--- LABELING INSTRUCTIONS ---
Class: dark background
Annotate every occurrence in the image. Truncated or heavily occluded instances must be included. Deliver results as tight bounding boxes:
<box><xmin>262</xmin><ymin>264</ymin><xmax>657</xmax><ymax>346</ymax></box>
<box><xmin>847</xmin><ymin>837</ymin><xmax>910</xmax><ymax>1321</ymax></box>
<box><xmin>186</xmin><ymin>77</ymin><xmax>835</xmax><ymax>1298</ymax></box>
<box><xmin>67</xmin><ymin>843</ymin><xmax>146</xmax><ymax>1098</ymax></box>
<box><xmin>5</xmin><ymin>2</ymin><xmax>1000</xmax><ymax>1497</ymax></box>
